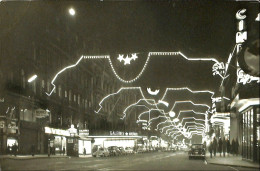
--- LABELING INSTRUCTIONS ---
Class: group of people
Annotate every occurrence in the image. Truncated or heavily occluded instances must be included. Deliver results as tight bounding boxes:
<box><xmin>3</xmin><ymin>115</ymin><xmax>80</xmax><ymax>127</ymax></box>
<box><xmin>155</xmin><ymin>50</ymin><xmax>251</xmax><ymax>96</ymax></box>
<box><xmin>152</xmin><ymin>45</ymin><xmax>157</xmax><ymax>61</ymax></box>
<box><xmin>208</xmin><ymin>137</ymin><xmax>239</xmax><ymax>158</ymax></box>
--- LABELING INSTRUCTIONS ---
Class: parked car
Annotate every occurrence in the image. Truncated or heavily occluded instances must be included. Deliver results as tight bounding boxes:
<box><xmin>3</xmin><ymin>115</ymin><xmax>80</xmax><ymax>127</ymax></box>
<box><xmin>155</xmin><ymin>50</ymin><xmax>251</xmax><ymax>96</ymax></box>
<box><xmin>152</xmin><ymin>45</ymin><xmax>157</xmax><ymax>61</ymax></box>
<box><xmin>137</xmin><ymin>146</ymin><xmax>145</xmax><ymax>153</ymax></box>
<box><xmin>124</xmin><ymin>147</ymin><xmax>134</xmax><ymax>154</ymax></box>
<box><xmin>188</xmin><ymin>144</ymin><xmax>206</xmax><ymax>160</ymax></box>
<box><xmin>92</xmin><ymin>145</ymin><xmax>102</xmax><ymax>157</ymax></box>
<box><xmin>118</xmin><ymin>147</ymin><xmax>127</xmax><ymax>155</ymax></box>
<box><xmin>107</xmin><ymin>146</ymin><xmax>120</xmax><ymax>156</ymax></box>
<box><xmin>92</xmin><ymin>147</ymin><xmax>110</xmax><ymax>157</ymax></box>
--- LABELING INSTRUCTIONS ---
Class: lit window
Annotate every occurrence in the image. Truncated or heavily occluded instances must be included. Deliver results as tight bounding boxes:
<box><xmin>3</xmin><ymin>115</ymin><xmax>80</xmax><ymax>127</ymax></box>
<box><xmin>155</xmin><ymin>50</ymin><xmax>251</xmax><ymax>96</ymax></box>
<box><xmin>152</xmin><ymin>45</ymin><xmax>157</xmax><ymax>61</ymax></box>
<box><xmin>65</xmin><ymin>90</ymin><xmax>67</xmax><ymax>98</ymax></box>
<box><xmin>85</xmin><ymin>99</ymin><xmax>88</xmax><ymax>108</ymax></box>
<box><xmin>41</xmin><ymin>80</ymin><xmax>45</xmax><ymax>89</ymax></box>
<box><xmin>21</xmin><ymin>69</ymin><xmax>25</xmax><ymax>89</ymax></box>
<box><xmin>58</xmin><ymin>85</ymin><xmax>62</xmax><ymax>97</ymax></box>
<box><xmin>47</xmin><ymin>80</ymin><xmax>50</xmax><ymax>92</ymax></box>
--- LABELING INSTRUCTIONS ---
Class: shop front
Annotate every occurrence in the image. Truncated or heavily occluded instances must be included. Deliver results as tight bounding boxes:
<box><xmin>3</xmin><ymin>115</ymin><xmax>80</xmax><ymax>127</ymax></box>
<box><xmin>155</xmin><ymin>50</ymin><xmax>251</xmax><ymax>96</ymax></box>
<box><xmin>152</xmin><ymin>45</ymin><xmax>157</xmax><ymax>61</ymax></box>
<box><xmin>45</xmin><ymin>127</ymin><xmax>69</xmax><ymax>155</ymax></box>
<box><xmin>241</xmin><ymin>105</ymin><xmax>260</xmax><ymax>163</ymax></box>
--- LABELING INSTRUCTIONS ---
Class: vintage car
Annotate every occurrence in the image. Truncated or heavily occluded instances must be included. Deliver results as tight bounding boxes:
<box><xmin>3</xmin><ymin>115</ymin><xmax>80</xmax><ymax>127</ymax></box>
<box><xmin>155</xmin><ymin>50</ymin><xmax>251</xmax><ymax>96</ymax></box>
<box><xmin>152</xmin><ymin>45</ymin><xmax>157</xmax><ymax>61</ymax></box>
<box><xmin>92</xmin><ymin>147</ymin><xmax>110</xmax><ymax>157</ymax></box>
<box><xmin>188</xmin><ymin>144</ymin><xmax>206</xmax><ymax>159</ymax></box>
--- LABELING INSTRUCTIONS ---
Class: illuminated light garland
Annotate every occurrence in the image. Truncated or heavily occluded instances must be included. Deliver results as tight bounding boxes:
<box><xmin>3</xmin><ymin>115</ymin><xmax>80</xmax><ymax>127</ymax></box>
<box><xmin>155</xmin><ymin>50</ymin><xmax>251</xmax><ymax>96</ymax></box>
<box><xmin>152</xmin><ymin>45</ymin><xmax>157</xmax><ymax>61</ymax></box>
<box><xmin>46</xmin><ymin>51</ymin><xmax>221</xmax><ymax>95</ymax></box>
<box><xmin>46</xmin><ymin>55</ymin><xmax>84</xmax><ymax>96</ymax></box>
<box><xmin>180</xmin><ymin>117</ymin><xmax>206</xmax><ymax>125</ymax></box>
<box><xmin>167</xmin><ymin>100</ymin><xmax>210</xmax><ymax>116</ymax></box>
<box><xmin>147</xmin><ymin>88</ymin><xmax>160</xmax><ymax>95</ymax></box>
<box><xmin>220</xmin><ymin>45</ymin><xmax>237</xmax><ymax>86</ymax></box>
<box><xmin>161</xmin><ymin>87</ymin><xmax>215</xmax><ymax>102</ymax></box>
<box><xmin>96</xmin><ymin>87</ymin><xmax>144</xmax><ymax>114</ymax></box>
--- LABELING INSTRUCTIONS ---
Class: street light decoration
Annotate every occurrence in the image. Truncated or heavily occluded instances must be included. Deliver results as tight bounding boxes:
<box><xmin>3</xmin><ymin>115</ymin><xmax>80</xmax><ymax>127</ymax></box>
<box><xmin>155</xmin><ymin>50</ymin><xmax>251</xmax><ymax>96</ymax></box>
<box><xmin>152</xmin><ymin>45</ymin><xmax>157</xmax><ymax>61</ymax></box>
<box><xmin>28</xmin><ymin>74</ymin><xmax>37</xmax><ymax>83</ymax></box>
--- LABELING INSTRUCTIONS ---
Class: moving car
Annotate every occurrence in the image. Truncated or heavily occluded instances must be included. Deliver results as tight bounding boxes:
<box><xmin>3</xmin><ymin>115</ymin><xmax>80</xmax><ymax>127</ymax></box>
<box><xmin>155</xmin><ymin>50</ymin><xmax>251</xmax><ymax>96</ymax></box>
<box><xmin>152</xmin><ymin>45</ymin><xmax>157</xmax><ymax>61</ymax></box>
<box><xmin>188</xmin><ymin>144</ymin><xmax>206</xmax><ymax>160</ymax></box>
<box><xmin>92</xmin><ymin>147</ymin><xmax>110</xmax><ymax>157</ymax></box>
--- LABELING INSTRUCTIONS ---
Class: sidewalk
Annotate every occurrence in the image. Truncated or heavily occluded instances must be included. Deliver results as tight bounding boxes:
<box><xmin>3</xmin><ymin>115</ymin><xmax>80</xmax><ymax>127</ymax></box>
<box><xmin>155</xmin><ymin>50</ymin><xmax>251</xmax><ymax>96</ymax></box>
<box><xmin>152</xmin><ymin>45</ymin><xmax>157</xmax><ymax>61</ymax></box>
<box><xmin>205</xmin><ymin>152</ymin><xmax>260</xmax><ymax>169</ymax></box>
<box><xmin>0</xmin><ymin>154</ymin><xmax>69</xmax><ymax>160</ymax></box>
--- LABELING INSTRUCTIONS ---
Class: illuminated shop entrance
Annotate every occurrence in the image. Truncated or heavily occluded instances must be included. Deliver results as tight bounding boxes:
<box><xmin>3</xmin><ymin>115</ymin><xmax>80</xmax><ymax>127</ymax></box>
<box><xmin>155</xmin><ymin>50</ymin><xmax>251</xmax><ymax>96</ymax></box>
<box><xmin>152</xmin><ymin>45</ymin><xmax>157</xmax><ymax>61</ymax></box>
<box><xmin>242</xmin><ymin>106</ymin><xmax>260</xmax><ymax>163</ymax></box>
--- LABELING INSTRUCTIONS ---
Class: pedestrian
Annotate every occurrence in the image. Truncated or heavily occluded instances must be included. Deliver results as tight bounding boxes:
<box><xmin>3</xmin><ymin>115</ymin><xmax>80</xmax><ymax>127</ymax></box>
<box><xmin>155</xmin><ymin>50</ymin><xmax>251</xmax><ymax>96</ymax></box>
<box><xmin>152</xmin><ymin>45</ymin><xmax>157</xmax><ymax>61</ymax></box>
<box><xmin>231</xmin><ymin>139</ymin><xmax>235</xmax><ymax>156</ymax></box>
<box><xmin>209</xmin><ymin>141</ymin><xmax>213</xmax><ymax>158</ymax></box>
<box><xmin>222</xmin><ymin>137</ymin><xmax>227</xmax><ymax>157</ymax></box>
<box><xmin>14</xmin><ymin>144</ymin><xmax>18</xmax><ymax>156</ymax></box>
<box><xmin>235</xmin><ymin>138</ymin><xmax>239</xmax><ymax>156</ymax></box>
<box><xmin>7</xmin><ymin>145</ymin><xmax>10</xmax><ymax>154</ymax></box>
<box><xmin>83</xmin><ymin>148</ymin><xmax>86</xmax><ymax>156</ymax></box>
<box><xmin>11</xmin><ymin>144</ymin><xmax>14</xmax><ymax>156</ymax></box>
<box><xmin>226</xmin><ymin>138</ymin><xmax>231</xmax><ymax>156</ymax></box>
<box><xmin>63</xmin><ymin>147</ymin><xmax>65</xmax><ymax>156</ymax></box>
<box><xmin>213</xmin><ymin>137</ymin><xmax>217</xmax><ymax>157</ymax></box>
<box><xmin>31</xmin><ymin>144</ymin><xmax>35</xmax><ymax>156</ymax></box>
<box><xmin>218</xmin><ymin>137</ymin><xmax>223</xmax><ymax>157</ymax></box>
<box><xmin>48</xmin><ymin>145</ymin><xmax>50</xmax><ymax>157</ymax></box>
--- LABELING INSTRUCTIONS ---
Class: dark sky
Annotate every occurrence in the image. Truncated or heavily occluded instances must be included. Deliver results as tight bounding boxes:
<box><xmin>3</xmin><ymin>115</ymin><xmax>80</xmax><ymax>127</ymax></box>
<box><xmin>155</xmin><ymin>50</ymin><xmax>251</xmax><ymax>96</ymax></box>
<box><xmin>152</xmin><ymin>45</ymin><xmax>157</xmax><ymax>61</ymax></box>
<box><xmin>0</xmin><ymin>0</ymin><xmax>259</xmax><ymax>93</ymax></box>
<box><xmin>1</xmin><ymin>0</ymin><xmax>258</xmax><ymax>60</ymax></box>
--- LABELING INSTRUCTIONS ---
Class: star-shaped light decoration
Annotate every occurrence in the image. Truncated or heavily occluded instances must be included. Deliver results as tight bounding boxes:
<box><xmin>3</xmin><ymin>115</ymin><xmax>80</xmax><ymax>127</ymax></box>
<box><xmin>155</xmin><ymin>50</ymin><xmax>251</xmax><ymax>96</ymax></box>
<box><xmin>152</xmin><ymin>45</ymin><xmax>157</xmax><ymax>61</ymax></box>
<box><xmin>124</xmin><ymin>55</ymin><xmax>131</xmax><ymax>65</ymax></box>
<box><xmin>117</xmin><ymin>54</ymin><xmax>124</xmax><ymax>62</ymax></box>
<box><xmin>131</xmin><ymin>53</ymin><xmax>138</xmax><ymax>60</ymax></box>
<box><xmin>117</xmin><ymin>53</ymin><xmax>139</xmax><ymax>65</ymax></box>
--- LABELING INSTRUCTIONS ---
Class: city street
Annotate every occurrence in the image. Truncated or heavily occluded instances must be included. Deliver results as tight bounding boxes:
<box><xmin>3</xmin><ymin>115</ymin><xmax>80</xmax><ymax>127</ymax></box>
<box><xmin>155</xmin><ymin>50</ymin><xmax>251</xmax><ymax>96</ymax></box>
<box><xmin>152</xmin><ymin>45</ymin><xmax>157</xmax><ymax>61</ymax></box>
<box><xmin>0</xmin><ymin>1</ymin><xmax>259</xmax><ymax>170</ymax></box>
<box><xmin>1</xmin><ymin>152</ymin><xmax>257</xmax><ymax>171</ymax></box>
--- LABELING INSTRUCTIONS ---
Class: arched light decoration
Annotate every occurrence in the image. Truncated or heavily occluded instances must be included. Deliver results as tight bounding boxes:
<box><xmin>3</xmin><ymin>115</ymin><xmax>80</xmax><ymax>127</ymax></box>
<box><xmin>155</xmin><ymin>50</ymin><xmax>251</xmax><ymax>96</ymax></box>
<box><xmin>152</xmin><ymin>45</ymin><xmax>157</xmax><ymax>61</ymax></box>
<box><xmin>46</xmin><ymin>51</ymin><xmax>221</xmax><ymax>96</ymax></box>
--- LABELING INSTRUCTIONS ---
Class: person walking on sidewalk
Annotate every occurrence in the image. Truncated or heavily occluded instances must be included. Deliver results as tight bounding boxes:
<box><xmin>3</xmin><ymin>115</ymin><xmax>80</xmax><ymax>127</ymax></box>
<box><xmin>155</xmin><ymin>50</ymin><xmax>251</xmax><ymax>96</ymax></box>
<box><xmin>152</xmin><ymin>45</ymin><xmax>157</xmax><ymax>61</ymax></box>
<box><xmin>235</xmin><ymin>138</ymin><xmax>239</xmax><ymax>156</ymax></box>
<box><xmin>209</xmin><ymin>141</ymin><xmax>213</xmax><ymax>158</ymax></box>
<box><xmin>227</xmin><ymin>138</ymin><xmax>231</xmax><ymax>156</ymax></box>
<box><xmin>213</xmin><ymin>137</ymin><xmax>217</xmax><ymax>157</ymax></box>
<box><xmin>31</xmin><ymin>144</ymin><xmax>35</xmax><ymax>156</ymax></box>
<box><xmin>231</xmin><ymin>139</ymin><xmax>235</xmax><ymax>156</ymax></box>
<box><xmin>63</xmin><ymin>147</ymin><xmax>65</xmax><ymax>156</ymax></box>
<box><xmin>218</xmin><ymin>137</ymin><xmax>223</xmax><ymax>157</ymax></box>
<box><xmin>222</xmin><ymin>137</ymin><xmax>227</xmax><ymax>157</ymax></box>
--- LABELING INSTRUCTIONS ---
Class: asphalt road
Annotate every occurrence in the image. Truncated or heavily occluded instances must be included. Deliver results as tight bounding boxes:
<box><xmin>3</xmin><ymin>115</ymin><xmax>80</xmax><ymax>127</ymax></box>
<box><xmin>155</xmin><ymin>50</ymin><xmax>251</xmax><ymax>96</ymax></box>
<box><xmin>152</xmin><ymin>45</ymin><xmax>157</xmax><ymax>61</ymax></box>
<box><xmin>0</xmin><ymin>151</ymin><xmax>257</xmax><ymax>171</ymax></box>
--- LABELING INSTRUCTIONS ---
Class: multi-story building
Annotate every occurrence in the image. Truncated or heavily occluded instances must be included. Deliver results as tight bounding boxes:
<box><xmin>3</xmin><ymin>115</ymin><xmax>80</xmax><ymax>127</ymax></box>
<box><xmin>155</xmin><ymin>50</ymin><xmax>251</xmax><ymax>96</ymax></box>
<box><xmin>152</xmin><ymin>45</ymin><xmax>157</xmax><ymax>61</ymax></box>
<box><xmin>0</xmin><ymin>5</ymin><xmax>138</xmax><ymax>154</ymax></box>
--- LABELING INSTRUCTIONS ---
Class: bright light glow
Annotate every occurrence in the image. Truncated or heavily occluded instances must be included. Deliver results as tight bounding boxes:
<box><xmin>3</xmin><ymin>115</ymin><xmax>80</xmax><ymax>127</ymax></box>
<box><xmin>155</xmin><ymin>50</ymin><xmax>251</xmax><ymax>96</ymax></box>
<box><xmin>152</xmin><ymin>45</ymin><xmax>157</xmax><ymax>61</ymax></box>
<box><xmin>158</xmin><ymin>100</ymin><xmax>169</xmax><ymax>107</ymax></box>
<box><xmin>237</xmin><ymin>69</ymin><xmax>260</xmax><ymax>85</ymax></box>
<box><xmin>256</xmin><ymin>13</ymin><xmax>260</xmax><ymax>21</ymax></box>
<box><xmin>147</xmin><ymin>88</ymin><xmax>159</xmax><ymax>95</ymax></box>
<box><xmin>117</xmin><ymin>53</ymin><xmax>138</xmax><ymax>65</ymax></box>
<box><xmin>236</xmin><ymin>9</ymin><xmax>247</xmax><ymax>20</ymax></box>
<box><xmin>28</xmin><ymin>75</ymin><xmax>37</xmax><ymax>83</ymax></box>
<box><xmin>69</xmin><ymin>8</ymin><xmax>75</xmax><ymax>16</ymax></box>
<box><xmin>236</xmin><ymin>31</ymin><xmax>247</xmax><ymax>44</ymax></box>
<box><xmin>169</xmin><ymin>111</ymin><xmax>175</xmax><ymax>117</ymax></box>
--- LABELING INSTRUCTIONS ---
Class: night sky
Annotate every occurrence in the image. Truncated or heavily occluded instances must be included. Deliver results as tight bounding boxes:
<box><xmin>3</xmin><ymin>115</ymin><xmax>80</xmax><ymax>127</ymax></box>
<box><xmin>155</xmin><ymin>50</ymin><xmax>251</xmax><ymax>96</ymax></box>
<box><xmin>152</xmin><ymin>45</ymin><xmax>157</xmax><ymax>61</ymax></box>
<box><xmin>0</xmin><ymin>0</ymin><xmax>259</xmax><ymax>92</ymax></box>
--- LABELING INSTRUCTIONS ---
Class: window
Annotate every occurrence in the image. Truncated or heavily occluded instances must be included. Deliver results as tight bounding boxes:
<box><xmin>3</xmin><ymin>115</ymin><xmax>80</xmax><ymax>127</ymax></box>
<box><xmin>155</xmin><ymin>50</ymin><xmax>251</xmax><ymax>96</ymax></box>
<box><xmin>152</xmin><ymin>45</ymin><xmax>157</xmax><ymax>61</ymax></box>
<box><xmin>74</xmin><ymin>94</ymin><xmax>76</xmax><ymax>102</ymax></box>
<box><xmin>41</xmin><ymin>80</ymin><xmax>45</xmax><ymax>89</ymax></box>
<box><xmin>65</xmin><ymin>90</ymin><xmax>67</xmax><ymax>98</ymax></box>
<box><xmin>78</xmin><ymin>95</ymin><xmax>80</xmax><ymax>105</ymax></box>
<box><xmin>69</xmin><ymin>90</ymin><xmax>72</xmax><ymax>101</ymax></box>
<box><xmin>58</xmin><ymin>85</ymin><xmax>62</xmax><ymax>97</ymax></box>
<box><xmin>85</xmin><ymin>99</ymin><xmax>88</xmax><ymax>109</ymax></box>
<box><xmin>21</xmin><ymin>70</ymin><xmax>26</xmax><ymax>89</ymax></box>
<box><xmin>33</xmin><ymin>81</ymin><xmax>36</xmax><ymax>94</ymax></box>
<box><xmin>47</xmin><ymin>80</ymin><xmax>50</xmax><ymax>92</ymax></box>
